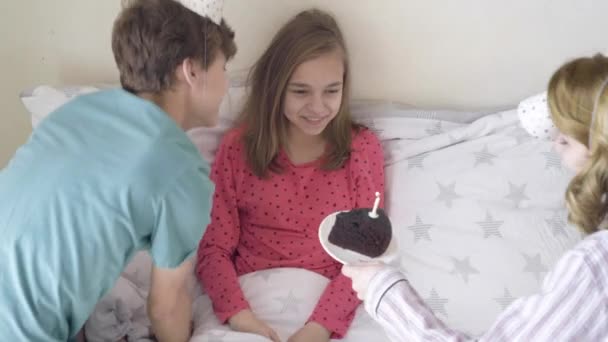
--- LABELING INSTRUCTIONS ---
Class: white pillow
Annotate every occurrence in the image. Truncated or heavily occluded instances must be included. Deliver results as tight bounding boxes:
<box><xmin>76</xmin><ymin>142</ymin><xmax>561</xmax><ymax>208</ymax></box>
<box><xmin>20</xmin><ymin>85</ymin><xmax>103</xmax><ymax>128</ymax></box>
<box><xmin>20</xmin><ymin>82</ymin><xmax>495</xmax><ymax>165</ymax></box>
<box><xmin>185</xmin><ymin>86</ymin><xmax>246</xmax><ymax>163</ymax></box>
<box><xmin>19</xmin><ymin>83</ymin><xmax>247</xmax><ymax>164</ymax></box>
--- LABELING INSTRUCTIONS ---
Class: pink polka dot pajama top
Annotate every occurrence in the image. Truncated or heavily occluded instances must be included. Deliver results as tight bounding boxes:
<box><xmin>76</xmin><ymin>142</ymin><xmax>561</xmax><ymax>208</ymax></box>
<box><xmin>196</xmin><ymin>127</ymin><xmax>385</xmax><ymax>338</ymax></box>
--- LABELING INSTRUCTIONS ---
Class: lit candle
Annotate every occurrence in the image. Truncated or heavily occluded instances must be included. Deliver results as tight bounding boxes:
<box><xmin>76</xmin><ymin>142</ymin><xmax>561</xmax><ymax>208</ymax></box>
<box><xmin>368</xmin><ymin>192</ymin><xmax>381</xmax><ymax>219</ymax></box>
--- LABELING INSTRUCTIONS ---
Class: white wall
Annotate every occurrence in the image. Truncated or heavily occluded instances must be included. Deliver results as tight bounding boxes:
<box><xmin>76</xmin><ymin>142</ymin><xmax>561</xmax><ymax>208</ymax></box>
<box><xmin>224</xmin><ymin>0</ymin><xmax>608</xmax><ymax>108</ymax></box>
<box><xmin>0</xmin><ymin>0</ymin><xmax>121</xmax><ymax>166</ymax></box>
<box><xmin>2</xmin><ymin>0</ymin><xmax>607</xmax><ymax>166</ymax></box>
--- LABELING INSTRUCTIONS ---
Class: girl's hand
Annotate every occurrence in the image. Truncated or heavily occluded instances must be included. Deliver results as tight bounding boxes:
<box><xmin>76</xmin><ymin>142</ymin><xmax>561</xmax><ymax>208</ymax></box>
<box><xmin>287</xmin><ymin>322</ymin><xmax>330</xmax><ymax>342</ymax></box>
<box><xmin>228</xmin><ymin>309</ymin><xmax>281</xmax><ymax>342</ymax></box>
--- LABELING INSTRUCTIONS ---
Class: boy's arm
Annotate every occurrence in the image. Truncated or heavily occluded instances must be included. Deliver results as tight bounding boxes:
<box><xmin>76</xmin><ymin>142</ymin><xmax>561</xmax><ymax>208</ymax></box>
<box><xmin>146</xmin><ymin>160</ymin><xmax>214</xmax><ymax>341</ymax></box>
<box><xmin>148</xmin><ymin>258</ymin><xmax>194</xmax><ymax>342</ymax></box>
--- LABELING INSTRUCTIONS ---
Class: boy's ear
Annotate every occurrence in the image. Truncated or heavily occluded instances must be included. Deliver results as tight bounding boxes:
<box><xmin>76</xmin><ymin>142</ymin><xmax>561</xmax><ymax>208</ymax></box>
<box><xmin>177</xmin><ymin>58</ymin><xmax>197</xmax><ymax>87</ymax></box>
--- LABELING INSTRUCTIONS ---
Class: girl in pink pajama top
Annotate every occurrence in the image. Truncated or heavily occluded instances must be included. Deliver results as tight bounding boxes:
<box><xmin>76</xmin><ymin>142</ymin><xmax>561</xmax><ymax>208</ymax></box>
<box><xmin>196</xmin><ymin>9</ymin><xmax>385</xmax><ymax>342</ymax></box>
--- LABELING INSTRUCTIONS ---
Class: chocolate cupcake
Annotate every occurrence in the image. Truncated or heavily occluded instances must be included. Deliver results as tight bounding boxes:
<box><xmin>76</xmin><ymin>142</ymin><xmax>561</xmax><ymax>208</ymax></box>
<box><xmin>328</xmin><ymin>208</ymin><xmax>392</xmax><ymax>258</ymax></box>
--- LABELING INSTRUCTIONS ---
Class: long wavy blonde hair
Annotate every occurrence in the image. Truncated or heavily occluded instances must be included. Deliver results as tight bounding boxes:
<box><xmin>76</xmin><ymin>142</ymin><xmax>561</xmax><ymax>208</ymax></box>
<box><xmin>548</xmin><ymin>54</ymin><xmax>608</xmax><ymax>234</ymax></box>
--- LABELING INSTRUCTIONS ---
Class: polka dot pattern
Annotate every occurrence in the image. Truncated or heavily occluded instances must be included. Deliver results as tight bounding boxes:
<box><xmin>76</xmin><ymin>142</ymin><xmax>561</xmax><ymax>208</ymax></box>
<box><xmin>177</xmin><ymin>0</ymin><xmax>223</xmax><ymax>24</ymax></box>
<box><xmin>517</xmin><ymin>91</ymin><xmax>558</xmax><ymax>141</ymax></box>
<box><xmin>196</xmin><ymin>127</ymin><xmax>385</xmax><ymax>337</ymax></box>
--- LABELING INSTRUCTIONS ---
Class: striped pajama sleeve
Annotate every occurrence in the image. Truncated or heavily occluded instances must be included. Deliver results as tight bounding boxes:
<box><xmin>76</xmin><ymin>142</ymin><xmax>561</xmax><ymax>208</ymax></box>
<box><xmin>364</xmin><ymin>235</ymin><xmax>608</xmax><ymax>342</ymax></box>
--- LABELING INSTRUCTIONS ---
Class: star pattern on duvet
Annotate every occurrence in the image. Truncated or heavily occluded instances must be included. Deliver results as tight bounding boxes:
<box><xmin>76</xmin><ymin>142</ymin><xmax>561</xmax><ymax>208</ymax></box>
<box><xmin>416</xmin><ymin>112</ymin><xmax>438</xmax><ymax>120</ymax></box>
<box><xmin>274</xmin><ymin>290</ymin><xmax>302</xmax><ymax>314</ymax></box>
<box><xmin>476</xmin><ymin>211</ymin><xmax>504</xmax><ymax>238</ymax></box>
<box><xmin>522</xmin><ymin>253</ymin><xmax>548</xmax><ymax>282</ymax></box>
<box><xmin>505</xmin><ymin>182</ymin><xmax>530</xmax><ymax>208</ymax></box>
<box><xmin>408</xmin><ymin>153</ymin><xmax>430</xmax><ymax>169</ymax></box>
<box><xmin>408</xmin><ymin>215</ymin><xmax>434</xmax><ymax>242</ymax></box>
<box><xmin>541</xmin><ymin>151</ymin><xmax>562</xmax><ymax>170</ymax></box>
<box><xmin>545</xmin><ymin>210</ymin><xmax>568</xmax><ymax>238</ymax></box>
<box><xmin>474</xmin><ymin>145</ymin><xmax>497</xmax><ymax>167</ymax></box>
<box><xmin>436</xmin><ymin>182</ymin><xmax>461</xmax><ymax>208</ymax></box>
<box><xmin>426</xmin><ymin>121</ymin><xmax>444</xmax><ymax>136</ymax></box>
<box><xmin>425</xmin><ymin>289</ymin><xmax>449</xmax><ymax>317</ymax></box>
<box><xmin>494</xmin><ymin>288</ymin><xmax>516</xmax><ymax>310</ymax></box>
<box><xmin>450</xmin><ymin>257</ymin><xmax>480</xmax><ymax>283</ymax></box>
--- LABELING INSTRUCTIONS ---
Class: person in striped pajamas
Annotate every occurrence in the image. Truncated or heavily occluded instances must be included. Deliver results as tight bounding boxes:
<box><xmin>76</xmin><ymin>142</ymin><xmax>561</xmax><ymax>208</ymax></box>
<box><xmin>343</xmin><ymin>54</ymin><xmax>608</xmax><ymax>341</ymax></box>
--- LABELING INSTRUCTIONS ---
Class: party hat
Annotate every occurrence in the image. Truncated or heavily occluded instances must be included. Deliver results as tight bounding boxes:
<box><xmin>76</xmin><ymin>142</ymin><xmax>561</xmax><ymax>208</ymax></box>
<box><xmin>177</xmin><ymin>0</ymin><xmax>223</xmax><ymax>25</ymax></box>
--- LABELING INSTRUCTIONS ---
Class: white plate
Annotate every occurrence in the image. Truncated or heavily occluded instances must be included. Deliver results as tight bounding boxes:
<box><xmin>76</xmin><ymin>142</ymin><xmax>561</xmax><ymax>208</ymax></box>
<box><xmin>318</xmin><ymin>210</ymin><xmax>398</xmax><ymax>265</ymax></box>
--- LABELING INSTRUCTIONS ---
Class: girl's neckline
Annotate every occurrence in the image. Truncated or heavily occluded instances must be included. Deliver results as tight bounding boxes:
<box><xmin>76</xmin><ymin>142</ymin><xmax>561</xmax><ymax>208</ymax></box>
<box><xmin>278</xmin><ymin>148</ymin><xmax>324</xmax><ymax>169</ymax></box>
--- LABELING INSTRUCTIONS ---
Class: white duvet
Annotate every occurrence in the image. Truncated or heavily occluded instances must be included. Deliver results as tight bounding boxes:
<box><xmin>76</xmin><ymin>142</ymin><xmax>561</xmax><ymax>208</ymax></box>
<box><xmin>190</xmin><ymin>268</ymin><xmax>386</xmax><ymax>342</ymax></box>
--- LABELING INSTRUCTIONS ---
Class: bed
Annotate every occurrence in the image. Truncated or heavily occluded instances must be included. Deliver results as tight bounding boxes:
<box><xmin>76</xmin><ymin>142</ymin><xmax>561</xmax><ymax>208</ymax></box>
<box><xmin>19</xmin><ymin>81</ymin><xmax>579</xmax><ymax>341</ymax></box>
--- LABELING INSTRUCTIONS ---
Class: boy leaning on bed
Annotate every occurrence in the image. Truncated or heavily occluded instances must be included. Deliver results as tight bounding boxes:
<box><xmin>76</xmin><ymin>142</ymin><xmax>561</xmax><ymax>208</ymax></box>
<box><xmin>0</xmin><ymin>0</ymin><xmax>236</xmax><ymax>341</ymax></box>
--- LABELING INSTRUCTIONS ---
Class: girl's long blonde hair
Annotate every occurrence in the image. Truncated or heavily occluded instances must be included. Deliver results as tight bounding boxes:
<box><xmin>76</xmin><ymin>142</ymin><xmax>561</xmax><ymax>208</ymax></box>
<box><xmin>548</xmin><ymin>54</ymin><xmax>608</xmax><ymax>234</ymax></box>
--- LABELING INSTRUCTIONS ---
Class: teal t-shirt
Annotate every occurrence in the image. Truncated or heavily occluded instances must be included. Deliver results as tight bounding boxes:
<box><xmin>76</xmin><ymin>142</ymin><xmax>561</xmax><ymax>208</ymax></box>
<box><xmin>0</xmin><ymin>89</ymin><xmax>213</xmax><ymax>340</ymax></box>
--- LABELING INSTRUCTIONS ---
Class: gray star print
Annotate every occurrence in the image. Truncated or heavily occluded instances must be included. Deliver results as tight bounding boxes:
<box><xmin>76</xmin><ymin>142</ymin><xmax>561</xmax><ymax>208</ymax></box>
<box><xmin>274</xmin><ymin>290</ymin><xmax>302</xmax><ymax>314</ymax></box>
<box><xmin>545</xmin><ymin>210</ymin><xmax>568</xmax><ymax>238</ymax></box>
<box><xmin>416</xmin><ymin>112</ymin><xmax>438</xmax><ymax>120</ymax></box>
<box><xmin>542</xmin><ymin>151</ymin><xmax>562</xmax><ymax>170</ymax></box>
<box><xmin>425</xmin><ymin>289</ymin><xmax>449</xmax><ymax>317</ymax></box>
<box><xmin>426</xmin><ymin>121</ymin><xmax>444</xmax><ymax>136</ymax></box>
<box><xmin>436</xmin><ymin>182</ymin><xmax>461</xmax><ymax>208</ymax></box>
<box><xmin>408</xmin><ymin>215</ymin><xmax>433</xmax><ymax>242</ymax></box>
<box><xmin>476</xmin><ymin>211</ymin><xmax>504</xmax><ymax>238</ymax></box>
<box><xmin>505</xmin><ymin>182</ymin><xmax>530</xmax><ymax>208</ymax></box>
<box><xmin>522</xmin><ymin>253</ymin><xmax>548</xmax><ymax>282</ymax></box>
<box><xmin>474</xmin><ymin>145</ymin><xmax>497</xmax><ymax>167</ymax></box>
<box><xmin>408</xmin><ymin>153</ymin><xmax>430</xmax><ymax>170</ymax></box>
<box><xmin>494</xmin><ymin>288</ymin><xmax>516</xmax><ymax>310</ymax></box>
<box><xmin>450</xmin><ymin>257</ymin><xmax>480</xmax><ymax>283</ymax></box>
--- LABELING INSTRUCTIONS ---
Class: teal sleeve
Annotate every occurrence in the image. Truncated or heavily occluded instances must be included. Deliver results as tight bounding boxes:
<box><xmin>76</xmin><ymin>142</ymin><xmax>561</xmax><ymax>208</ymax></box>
<box><xmin>150</xmin><ymin>165</ymin><xmax>214</xmax><ymax>268</ymax></box>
